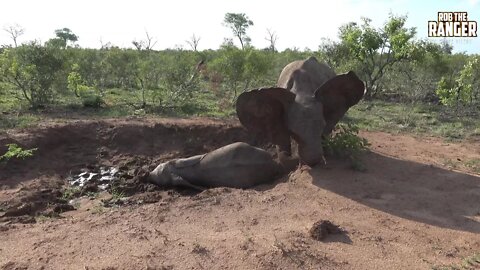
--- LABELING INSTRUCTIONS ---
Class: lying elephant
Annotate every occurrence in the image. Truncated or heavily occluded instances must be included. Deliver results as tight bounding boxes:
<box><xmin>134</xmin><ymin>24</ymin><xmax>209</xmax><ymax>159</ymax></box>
<box><xmin>236</xmin><ymin>56</ymin><xmax>365</xmax><ymax>166</ymax></box>
<box><xmin>148</xmin><ymin>142</ymin><xmax>292</xmax><ymax>190</ymax></box>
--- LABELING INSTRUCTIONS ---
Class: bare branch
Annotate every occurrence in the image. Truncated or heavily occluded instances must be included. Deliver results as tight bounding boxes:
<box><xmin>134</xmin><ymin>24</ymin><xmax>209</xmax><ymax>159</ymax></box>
<box><xmin>99</xmin><ymin>38</ymin><xmax>112</xmax><ymax>49</ymax></box>
<box><xmin>3</xmin><ymin>24</ymin><xmax>25</xmax><ymax>47</ymax></box>
<box><xmin>265</xmin><ymin>28</ymin><xmax>278</xmax><ymax>52</ymax></box>
<box><xmin>186</xmin><ymin>34</ymin><xmax>201</xmax><ymax>51</ymax></box>
<box><xmin>144</xmin><ymin>30</ymin><xmax>157</xmax><ymax>50</ymax></box>
<box><xmin>132</xmin><ymin>30</ymin><xmax>157</xmax><ymax>51</ymax></box>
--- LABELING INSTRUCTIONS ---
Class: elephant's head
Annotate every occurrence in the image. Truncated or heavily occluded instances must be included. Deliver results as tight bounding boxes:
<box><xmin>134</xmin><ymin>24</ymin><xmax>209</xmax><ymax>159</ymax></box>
<box><xmin>148</xmin><ymin>162</ymin><xmax>173</xmax><ymax>186</ymax></box>
<box><xmin>236</xmin><ymin>71</ymin><xmax>364</xmax><ymax>166</ymax></box>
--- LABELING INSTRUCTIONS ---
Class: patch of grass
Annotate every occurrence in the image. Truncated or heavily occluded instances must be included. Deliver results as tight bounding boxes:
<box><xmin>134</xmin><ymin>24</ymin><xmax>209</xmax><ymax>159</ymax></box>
<box><xmin>35</xmin><ymin>214</ymin><xmax>59</xmax><ymax>223</ymax></box>
<box><xmin>464</xmin><ymin>159</ymin><xmax>480</xmax><ymax>173</ymax></box>
<box><xmin>0</xmin><ymin>114</ymin><xmax>42</xmax><ymax>130</ymax></box>
<box><xmin>2</xmin><ymin>84</ymin><xmax>478</xmax><ymax>142</ymax></box>
<box><xmin>61</xmin><ymin>186</ymin><xmax>81</xmax><ymax>200</ymax></box>
<box><xmin>347</xmin><ymin>100</ymin><xmax>480</xmax><ymax>140</ymax></box>
<box><xmin>0</xmin><ymin>86</ymin><xmax>235</xmax><ymax>131</ymax></box>
<box><xmin>91</xmin><ymin>203</ymin><xmax>106</xmax><ymax>214</ymax></box>
<box><xmin>85</xmin><ymin>191</ymin><xmax>99</xmax><ymax>199</ymax></box>
<box><xmin>442</xmin><ymin>159</ymin><xmax>459</xmax><ymax>170</ymax></box>
<box><xmin>432</xmin><ymin>253</ymin><xmax>480</xmax><ymax>270</ymax></box>
<box><xmin>109</xmin><ymin>187</ymin><xmax>125</xmax><ymax>201</ymax></box>
<box><xmin>440</xmin><ymin>158</ymin><xmax>480</xmax><ymax>174</ymax></box>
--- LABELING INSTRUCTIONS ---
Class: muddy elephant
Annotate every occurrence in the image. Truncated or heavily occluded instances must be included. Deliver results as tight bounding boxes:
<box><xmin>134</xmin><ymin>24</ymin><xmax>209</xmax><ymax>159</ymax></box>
<box><xmin>148</xmin><ymin>142</ymin><xmax>288</xmax><ymax>190</ymax></box>
<box><xmin>236</xmin><ymin>56</ymin><xmax>365</xmax><ymax>166</ymax></box>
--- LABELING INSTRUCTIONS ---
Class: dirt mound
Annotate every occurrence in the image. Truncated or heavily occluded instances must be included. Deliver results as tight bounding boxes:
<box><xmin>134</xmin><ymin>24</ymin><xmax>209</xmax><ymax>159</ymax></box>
<box><xmin>0</xmin><ymin>118</ymin><xmax>261</xmax><ymax>223</ymax></box>
<box><xmin>309</xmin><ymin>220</ymin><xmax>344</xmax><ymax>241</ymax></box>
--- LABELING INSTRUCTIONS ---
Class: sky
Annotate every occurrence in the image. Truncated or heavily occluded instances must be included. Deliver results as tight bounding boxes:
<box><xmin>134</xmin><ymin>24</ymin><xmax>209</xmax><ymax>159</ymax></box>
<box><xmin>0</xmin><ymin>0</ymin><xmax>479</xmax><ymax>53</ymax></box>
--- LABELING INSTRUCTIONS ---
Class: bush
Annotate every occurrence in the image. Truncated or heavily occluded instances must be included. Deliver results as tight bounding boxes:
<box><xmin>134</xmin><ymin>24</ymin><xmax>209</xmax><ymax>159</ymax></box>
<box><xmin>80</xmin><ymin>92</ymin><xmax>104</xmax><ymax>108</ymax></box>
<box><xmin>67</xmin><ymin>63</ymin><xmax>104</xmax><ymax>108</ymax></box>
<box><xmin>323</xmin><ymin>123</ymin><xmax>370</xmax><ymax>170</ymax></box>
<box><xmin>0</xmin><ymin>143</ymin><xmax>37</xmax><ymax>162</ymax></box>
<box><xmin>0</xmin><ymin>43</ymin><xmax>64</xmax><ymax>108</ymax></box>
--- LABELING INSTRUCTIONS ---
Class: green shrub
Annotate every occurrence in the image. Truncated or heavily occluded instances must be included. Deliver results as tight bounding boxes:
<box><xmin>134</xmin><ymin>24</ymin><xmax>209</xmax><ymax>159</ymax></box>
<box><xmin>67</xmin><ymin>63</ymin><xmax>104</xmax><ymax>108</ymax></box>
<box><xmin>0</xmin><ymin>43</ymin><xmax>64</xmax><ymax>108</ymax></box>
<box><xmin>323</xmin><ymin>123</ymin><xmax>370</xmax><ymax>171</ymax></box>
<box><xmin>323</xmin><ymin>123</ymin><xmax>370</xmax><ymax>157</ymax></box>
<box><xmin>0</xmin><ymin>143</ymin><xmax>37</xmax><ymax>162</ymax></box>
<box><xmin>80</xmin><ymin>91</ymin><xmax>104</xmax><ymax>108</ymax></box>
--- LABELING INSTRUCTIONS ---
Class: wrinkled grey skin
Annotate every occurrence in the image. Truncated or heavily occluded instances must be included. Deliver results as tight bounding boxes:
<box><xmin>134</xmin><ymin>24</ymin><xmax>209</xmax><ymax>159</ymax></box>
<box><xmin>236</xmin><ymin>56</ymin><xmax>364</xmax><ymax>166</ymax></box>
<box><xmin>278</xmin><ymin>57</ymin><xmax>336</xmax><ymax>95</ymax></box>
<box><xmin>148</xmin><ymin>142</ymin><xmax>283</xmax><ymax>190</ymax></box>
<box><xmin>276</xmin><ymin>57</ymin><xmax>336</xmax><ymax>165</ymax></box>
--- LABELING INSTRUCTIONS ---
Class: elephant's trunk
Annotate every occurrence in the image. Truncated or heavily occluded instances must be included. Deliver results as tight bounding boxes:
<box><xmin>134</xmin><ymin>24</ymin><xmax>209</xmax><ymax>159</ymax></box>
<box><xmin>298</xmin><ymin>143</ymin><xmax>325</xmax><ymax>166</ymax></box>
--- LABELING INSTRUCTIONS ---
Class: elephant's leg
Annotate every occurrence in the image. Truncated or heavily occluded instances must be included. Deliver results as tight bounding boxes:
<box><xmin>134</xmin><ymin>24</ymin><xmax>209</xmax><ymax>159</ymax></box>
<box><xmin>171</xmin><ymin>173</ymin><xmax>206</xmax><ymax>191</ymax></box>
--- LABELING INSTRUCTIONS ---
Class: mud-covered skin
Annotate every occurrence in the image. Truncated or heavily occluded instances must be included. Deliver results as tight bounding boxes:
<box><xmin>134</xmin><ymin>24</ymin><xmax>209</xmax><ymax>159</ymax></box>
<box><xmin>149</xmin><ymin>142</ymin><xmax>283</xmax><ymax>189</ymax></box>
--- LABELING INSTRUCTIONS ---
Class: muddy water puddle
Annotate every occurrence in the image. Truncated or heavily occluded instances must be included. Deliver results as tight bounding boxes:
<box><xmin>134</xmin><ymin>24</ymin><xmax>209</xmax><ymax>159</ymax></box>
<box><xmin>68</xmin><ymin>167</ymin><xmax>119</xmax><ymax>191</ymax></box>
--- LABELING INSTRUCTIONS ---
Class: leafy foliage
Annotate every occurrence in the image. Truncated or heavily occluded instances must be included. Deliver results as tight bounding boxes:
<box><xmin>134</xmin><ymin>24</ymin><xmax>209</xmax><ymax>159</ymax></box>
<box><xmin>323</xmin><ymin>123</ymin><xmax>370</xmax><ymax>159</ymax></box>
<box><xmin>223</xmin><ymin>13</ymin><xmax>254</xmax><ymax>49</ymax></box>
<box><xmin>0</xmin><ymin>43</ymin><xmax>64</xmax><ymax>108</ymax></box>
<box><xmin>0</xmin><ymin>143</ymin><xmax>37</xmax><ymax>162</ymax></box>
<box><xmin>54</xmin><ymin>28</ymin><xmax>78</xmax><ymax>49</ymax></box>
<box><xmin>209</xmin><ymin>45</ymin><xmax>272</xmax><ymax>100</ymax></box>
<box><xmin>338</xmin><ymin>14</ymin><xmax>418</xmax><ymax>98</ymax></box>
<box><xmin>323</xmin><ymin>123</ymin><xmax>370</xmax><ymax>171</ymax></box>
<box><xmin>436</xmin><ymin>56</ymin><xmax>480</xmax><ymax>109</ymax></box>
<box><xmin>0</xmin><ymin>12</ymin><xmax>478</xmax><ymax>132</ymax></box>
<box><xmin>67</xmin><ymin>63</ymin><xmax>104</xmax><ymax>108</ymax></box>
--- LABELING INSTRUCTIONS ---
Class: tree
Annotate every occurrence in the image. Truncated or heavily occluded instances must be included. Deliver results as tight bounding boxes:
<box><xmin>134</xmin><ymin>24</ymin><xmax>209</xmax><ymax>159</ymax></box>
<box><xmin>439</xmin><ymin>39</ymin><xmax>453</xmax><ymax>54</ymax></box>
<box><xmin>338</xmin><ymin>14</ymin><xmax>417</xmax><ymax>98</ymax></box>
<box><xmin>99</xmin><ymin>38</ymin><xmax>113</xmax><ymax>50</ymax></box>
<box><xmin>223</xmin><ymin>13</ymin><xmax>254</xmax><ymax>50</ymax></box>
<box><xmin>54</xmin><ymin>28</ymin><xmax>79</xmax><ymax>48</ymax></box>
<box><xmin>132</xmin><ymin>30</ymin><xmax>157</xmax><ymax>51</ymax></box>
<box><xmin>209</xmin><ymin>45</ymin><xmax>271</xmax><ymax>100</ymax></box>
<box><xmin>265</xmin><ymin>28</ymin><xmax>278</xmax><ymax>52</ymax></box>
<box><xmin>67</xmin><ymin>63</ymin><xmax>83</xmax><ymax>97</ymax></box>
<box><xmin>436</xmin><ymin>56</ymin><xmax>480</xmax><ymax>109</ymax></box>
<box><xmin>155</xmin><ymin>50</ymin><xmax>202</xmax><ymax>108</ymax></box>
<box><xmin>0</xmin><ymin>42</ymin><xmax>64</xmax><ymax>107</ymax></box>
<box><xmin>317</xmin><ymin>38</ymin><xmax>352</xmax><ymax>70</ymax></box>
<box><xmin>3</xmin><ymin>24</ymin><xmax>25</xmax><ymax>47</ymax></box>
<box><xmin>186</xmin><ymin>34</ymin><xmax>201</xmax><ymax>51</ymax></box>
<box><xmin>45</xmin><ymin>38</ymin><xmax>66</xmax><ymax>49</ymax></box>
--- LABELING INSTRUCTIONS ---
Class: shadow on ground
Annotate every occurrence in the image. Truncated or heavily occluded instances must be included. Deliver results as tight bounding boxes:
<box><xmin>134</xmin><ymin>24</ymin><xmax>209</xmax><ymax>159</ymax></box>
<box><xmin>310</xmin><ymin>151</ymin><xmax>480</xmax><ymax>233</ymax></box>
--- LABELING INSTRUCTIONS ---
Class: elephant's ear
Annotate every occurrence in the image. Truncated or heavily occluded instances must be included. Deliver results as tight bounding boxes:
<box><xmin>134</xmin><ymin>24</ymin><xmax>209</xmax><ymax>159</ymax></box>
<box><xmin>236</xmin><ymin>87</ymin><xmax>295</xmax><ymax>148</ymax></box>
<box><xmin>314</xmin><ymin>71</ymin><xmax>365</xmax><ymax>135</ymax></box>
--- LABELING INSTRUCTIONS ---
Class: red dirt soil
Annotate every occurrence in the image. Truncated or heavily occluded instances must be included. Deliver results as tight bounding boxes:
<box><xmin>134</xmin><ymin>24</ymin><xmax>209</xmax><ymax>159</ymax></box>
<box><xmin>0</xmin><ymin>117</ymin><xmax>479</xmax><ymax>270</ymax></box>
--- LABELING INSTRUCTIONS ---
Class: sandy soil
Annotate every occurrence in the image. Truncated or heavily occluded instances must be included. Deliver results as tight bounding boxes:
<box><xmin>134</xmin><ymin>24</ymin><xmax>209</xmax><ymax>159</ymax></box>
<box><xmin>0</xmin><ymin>117</ymin><xmax>479</xmax><ymax>270</ymax></box>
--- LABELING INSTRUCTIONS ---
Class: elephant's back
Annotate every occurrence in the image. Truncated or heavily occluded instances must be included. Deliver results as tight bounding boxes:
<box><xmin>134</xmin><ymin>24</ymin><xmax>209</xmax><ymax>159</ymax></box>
<box><xmin>302</xmin><ymin>57</ymin><xmax>336</xmax><ymax>87</ymax></box>
<box><xmin>194</xmin><ymin>142</ymin><xmax>281</xmax><ymax>188</ymax></box>
<box><xmin>277</xmin><ymin>56</ymin><xmax>336</xmax><ymax>94</ymax></box>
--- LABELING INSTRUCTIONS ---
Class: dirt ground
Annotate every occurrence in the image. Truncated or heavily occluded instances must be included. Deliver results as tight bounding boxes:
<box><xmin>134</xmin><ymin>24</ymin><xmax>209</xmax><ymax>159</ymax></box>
<box><xmin>0</xmin><ymin>117</ymin><xmax>479</xmax><ymax>270</ymax></box>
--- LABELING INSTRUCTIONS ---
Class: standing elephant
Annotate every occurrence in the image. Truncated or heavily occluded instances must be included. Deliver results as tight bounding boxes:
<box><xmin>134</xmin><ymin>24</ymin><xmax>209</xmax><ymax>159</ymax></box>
<box><xmin>236</xmin><ymin>56</ymin><xmax>365</xmax><ymax>166</ymax></box>
<box><xmin>148</xmin><ymin>142</ymin><xmax>286</xmax><ymax>190</ymax></box>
